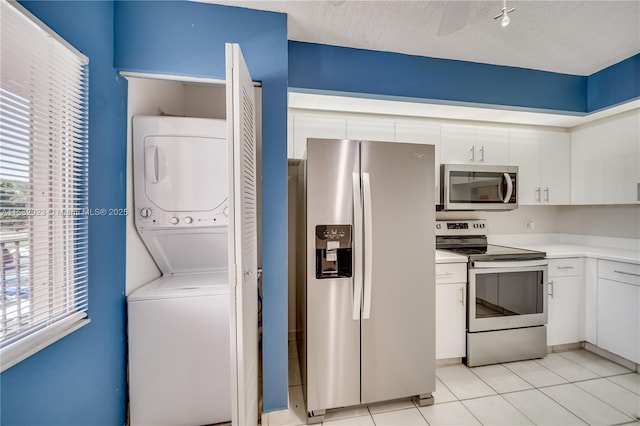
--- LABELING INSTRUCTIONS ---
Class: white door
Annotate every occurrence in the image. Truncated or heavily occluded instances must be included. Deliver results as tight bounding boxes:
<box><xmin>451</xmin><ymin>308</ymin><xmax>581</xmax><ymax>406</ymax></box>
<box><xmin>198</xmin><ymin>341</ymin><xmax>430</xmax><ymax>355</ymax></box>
<box><xmin>226</xmin><ymin>43</ymin><xmax>259</xmax><ymax>426</ymax></box>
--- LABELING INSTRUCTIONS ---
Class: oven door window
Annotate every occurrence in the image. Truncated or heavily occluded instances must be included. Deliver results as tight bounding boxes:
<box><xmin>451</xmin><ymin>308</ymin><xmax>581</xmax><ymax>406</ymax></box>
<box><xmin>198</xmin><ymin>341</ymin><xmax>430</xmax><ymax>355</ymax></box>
<box><xmin>475</xmin><ymin>271</ymin><xmax>544</xmax><ymax>318</ymax></box>
<box><xmin>469</xmin><ymin>266</ymin><xmax>547</xmax><ymax>332</ymax></box>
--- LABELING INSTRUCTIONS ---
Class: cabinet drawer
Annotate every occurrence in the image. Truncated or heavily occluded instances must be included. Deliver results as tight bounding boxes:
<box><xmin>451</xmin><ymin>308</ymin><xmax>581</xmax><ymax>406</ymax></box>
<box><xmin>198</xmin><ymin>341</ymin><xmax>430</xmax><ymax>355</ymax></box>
<box><xmin>548</xmin><ymin>258</ymin><xmax>583</xmax><ymax>277</ymax></box>
<box><xmin>435</xmin><ymin>263</ymin><xmax>467</xmax><ymax>284</ymax></box>
<box><xmin>598</xmin><ymin>260</ymin><xmax>640</xmax><ymax>286</ymax></box>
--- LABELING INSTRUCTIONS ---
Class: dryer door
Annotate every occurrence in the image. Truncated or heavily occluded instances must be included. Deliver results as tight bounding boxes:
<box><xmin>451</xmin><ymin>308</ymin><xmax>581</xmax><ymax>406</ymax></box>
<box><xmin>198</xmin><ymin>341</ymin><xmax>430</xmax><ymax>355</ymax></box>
<box><xmin>144</xmin><ymin>135</ymin><xmax>227</xmax><ymax>212</ymax></box>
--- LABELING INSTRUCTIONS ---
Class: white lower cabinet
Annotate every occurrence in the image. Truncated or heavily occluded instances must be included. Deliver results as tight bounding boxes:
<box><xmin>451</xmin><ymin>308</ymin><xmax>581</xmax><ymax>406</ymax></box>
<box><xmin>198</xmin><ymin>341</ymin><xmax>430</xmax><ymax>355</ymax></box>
<box><xmin>547</xmin><ymin>258</ymin><xmax>584</xmax><ymax>346</ymax></box>
<box><xmin>596</xmin><ymin>260</ymin><xmax>640</xmax><ymax>363</ymax></box>
<box><xmin>435</xmin><ymin>262</ymin><xmax>467</xmax><ymax>359</ymax></box>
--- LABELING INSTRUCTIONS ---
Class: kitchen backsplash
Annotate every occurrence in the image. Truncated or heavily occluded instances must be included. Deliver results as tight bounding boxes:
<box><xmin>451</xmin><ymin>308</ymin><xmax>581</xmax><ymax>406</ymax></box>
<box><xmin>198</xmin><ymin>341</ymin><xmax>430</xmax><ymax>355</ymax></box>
<box><xmin>436</xmin><ymin>204</ymin><xmax>640</xmax><ymax>240</ymax></box>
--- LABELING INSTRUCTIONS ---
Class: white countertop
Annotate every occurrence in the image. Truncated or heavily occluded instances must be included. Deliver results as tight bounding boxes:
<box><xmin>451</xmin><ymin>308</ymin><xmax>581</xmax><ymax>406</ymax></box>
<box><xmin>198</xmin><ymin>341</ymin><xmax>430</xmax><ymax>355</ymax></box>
<box><xmin>488</xmin><ymin>234</ymin><xmax>640</xmax><ymax>265</ymax></box>
<box><xmin>436</xmin><ymin>249</ymin><xmax>468</xmax><ymax>264</ymax></box>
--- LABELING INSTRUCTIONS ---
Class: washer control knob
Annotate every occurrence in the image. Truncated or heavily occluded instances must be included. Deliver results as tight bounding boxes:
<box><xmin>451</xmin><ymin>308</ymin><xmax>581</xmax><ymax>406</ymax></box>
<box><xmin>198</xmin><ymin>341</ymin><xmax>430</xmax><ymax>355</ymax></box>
<box><xmin>223</xmin><ymin>207</ymin><xmax>229</xmax><ymax>217</ymax></box>
<box><xmin>140</xmin><ymin>208</ymin><xmax>152</xmax><ymax>218</ymax></box>
<box><xmin>184</xmin><ymin>216</ymin><xmax>193</xmax><ymax>224</ymax></box>
<box><xmin>170</xmin><ymin>217</ymin><xmax>179</xmax><ymax>225</ymax></box>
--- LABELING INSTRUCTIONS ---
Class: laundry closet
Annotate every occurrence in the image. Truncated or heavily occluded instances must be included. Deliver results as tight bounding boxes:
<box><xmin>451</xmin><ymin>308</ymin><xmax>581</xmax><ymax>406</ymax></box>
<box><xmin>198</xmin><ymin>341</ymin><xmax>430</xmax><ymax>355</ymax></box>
<box><xmin>122</xmin><ymin>44</ymin><xmax>262</xmax><ymax>426</ymax></box>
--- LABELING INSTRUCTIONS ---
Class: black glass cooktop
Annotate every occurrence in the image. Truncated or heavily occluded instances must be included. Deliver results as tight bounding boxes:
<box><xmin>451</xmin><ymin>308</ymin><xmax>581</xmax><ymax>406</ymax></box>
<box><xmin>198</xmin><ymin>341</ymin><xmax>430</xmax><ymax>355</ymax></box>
<box><xmin>441</xmin><ymin>244</ymin><xmax>546</xmax><ymax>262</ymax></box>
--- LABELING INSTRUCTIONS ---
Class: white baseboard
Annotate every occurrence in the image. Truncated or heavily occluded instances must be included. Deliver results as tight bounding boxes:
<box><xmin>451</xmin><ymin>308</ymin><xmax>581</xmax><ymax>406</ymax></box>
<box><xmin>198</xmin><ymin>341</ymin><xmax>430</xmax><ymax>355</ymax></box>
<box><xmin>436</xmin><ymin>358</ymin><xmax>463</xmax><ymax>366</ymax></box>
<box><xmin>584</xmin><ymin>342</ymin><xmax>639</xmax><ymax>372</ymax></box>
<box><xmin>261</xmin><ymin>408</ymin><xmax>290</xmax><ymax>426</ymax></box>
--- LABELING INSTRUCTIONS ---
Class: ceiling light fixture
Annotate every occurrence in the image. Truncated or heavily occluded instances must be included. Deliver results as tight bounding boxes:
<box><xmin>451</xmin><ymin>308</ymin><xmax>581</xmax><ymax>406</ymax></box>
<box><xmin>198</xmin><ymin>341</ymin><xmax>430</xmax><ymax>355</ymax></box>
<box><xmin>494</xmin><ymin>0</ymin><xmax>515</xmax><ymax>27</ymax></box>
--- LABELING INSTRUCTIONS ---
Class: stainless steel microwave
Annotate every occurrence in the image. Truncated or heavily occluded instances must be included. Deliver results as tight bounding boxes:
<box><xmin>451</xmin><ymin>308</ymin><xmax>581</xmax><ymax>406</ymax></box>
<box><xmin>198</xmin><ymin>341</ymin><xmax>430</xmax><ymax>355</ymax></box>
<box><xmin>439</xmin><ymin>164</ymin><xmax>518</xmax><ymax>211</ymax></box>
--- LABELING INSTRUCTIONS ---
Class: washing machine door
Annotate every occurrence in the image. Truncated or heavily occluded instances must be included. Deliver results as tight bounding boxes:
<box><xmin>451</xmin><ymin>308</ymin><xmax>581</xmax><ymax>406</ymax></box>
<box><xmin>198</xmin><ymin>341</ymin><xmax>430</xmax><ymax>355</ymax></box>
<box><xmin>144</xmin><ymin>133</ymin><xmax>227</xmax><ymax>212</ymax></box>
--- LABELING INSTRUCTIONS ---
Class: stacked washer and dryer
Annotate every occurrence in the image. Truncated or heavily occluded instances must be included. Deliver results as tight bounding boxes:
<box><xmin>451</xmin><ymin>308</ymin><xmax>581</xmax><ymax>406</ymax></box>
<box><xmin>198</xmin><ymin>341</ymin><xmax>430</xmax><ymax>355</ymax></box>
<box><xmin>128</xmin><ymin>116</ymin><xmax>232</xmax><ymax>425</ymax></box>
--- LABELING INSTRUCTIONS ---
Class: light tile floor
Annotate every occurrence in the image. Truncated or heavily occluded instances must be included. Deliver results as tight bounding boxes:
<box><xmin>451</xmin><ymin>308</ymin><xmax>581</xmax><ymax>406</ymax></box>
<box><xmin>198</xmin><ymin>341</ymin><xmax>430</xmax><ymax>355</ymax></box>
<box><xmin>284</xmin><ymin>343</ymin><xmax>640</xmax><ymax>426</ymax></box>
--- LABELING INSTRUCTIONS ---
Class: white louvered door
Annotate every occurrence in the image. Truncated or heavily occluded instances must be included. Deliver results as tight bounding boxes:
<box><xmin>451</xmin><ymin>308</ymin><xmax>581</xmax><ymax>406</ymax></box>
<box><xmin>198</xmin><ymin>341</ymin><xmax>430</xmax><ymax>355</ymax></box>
<box><xmin>226</xmin><ymin>43</ymin><xmax>258</xmax><ymax>426</ymax></box>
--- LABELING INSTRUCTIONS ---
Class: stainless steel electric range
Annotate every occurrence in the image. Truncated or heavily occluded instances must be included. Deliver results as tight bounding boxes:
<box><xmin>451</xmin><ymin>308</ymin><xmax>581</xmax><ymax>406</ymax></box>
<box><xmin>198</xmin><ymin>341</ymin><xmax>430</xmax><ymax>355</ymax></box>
<box><xmin>436</xmin><ymin>220</ymin><xmax>548</xmax><ymax>367</ymax></box>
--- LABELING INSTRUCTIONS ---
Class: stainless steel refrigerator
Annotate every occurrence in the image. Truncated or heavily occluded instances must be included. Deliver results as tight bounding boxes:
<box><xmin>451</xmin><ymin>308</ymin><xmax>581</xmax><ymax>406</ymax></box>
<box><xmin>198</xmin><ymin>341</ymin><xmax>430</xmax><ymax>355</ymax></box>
<box><xmin>296</xmin><ymin>138</ymin><xmax>436</xmax><ymax>423</ymax></box>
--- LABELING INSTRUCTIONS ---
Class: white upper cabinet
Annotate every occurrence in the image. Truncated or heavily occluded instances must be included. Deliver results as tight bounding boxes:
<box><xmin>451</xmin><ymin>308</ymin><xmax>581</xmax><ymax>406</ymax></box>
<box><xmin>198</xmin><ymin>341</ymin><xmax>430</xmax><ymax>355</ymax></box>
<box><xmin>509</xmin><ymin>128</ymin><xmax>571</xmax><ymax>205</ymax></box>
<box><xmin>292</xmin><ymin>114</ymin><xmax>346</xmax><ymax>159</ymax></box>
<box><xmin>395</xmin><ymin>120</ymin><xmax>441</xmax><ymax>203</ymax></box>
<box><xmin>571</xmin><ymin>109</ymin><xmax>640</xmax><ymax>205</ymax></box>
<box><xmin>440</xmin><ymin>123</ymin><xmax>508</xmax><ymax>165</ymax></box>
<box><xmin>346</xmin><ymin>118</ymin><xmax>395</xmax><ymax>142</ymax></box>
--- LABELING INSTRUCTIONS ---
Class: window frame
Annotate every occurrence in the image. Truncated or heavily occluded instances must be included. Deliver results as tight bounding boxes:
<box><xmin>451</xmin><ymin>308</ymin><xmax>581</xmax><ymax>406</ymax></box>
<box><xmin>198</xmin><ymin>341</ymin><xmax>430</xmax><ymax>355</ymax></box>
<box><xmin>0</xmin><ymin>0</ymin><xmax>90</xmax><ymax>372</ymax></box>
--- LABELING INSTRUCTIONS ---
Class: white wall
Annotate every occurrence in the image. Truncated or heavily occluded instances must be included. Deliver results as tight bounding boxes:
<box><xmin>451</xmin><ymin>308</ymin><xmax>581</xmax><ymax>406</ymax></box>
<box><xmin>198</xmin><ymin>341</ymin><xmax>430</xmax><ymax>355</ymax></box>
<box><xmin>436</xmin><ymin>206</ymin><xmax>560</xmax><ymax>235</ymax></box>
<box><xmin>557</xmin><ymin>205</ymin><xmax>640</xmax><ymax>239</ymax></box>
<box><xmin>440</xmin><ymin>205</ymin><xmax>640</xmax><ymax>239</ymax></box>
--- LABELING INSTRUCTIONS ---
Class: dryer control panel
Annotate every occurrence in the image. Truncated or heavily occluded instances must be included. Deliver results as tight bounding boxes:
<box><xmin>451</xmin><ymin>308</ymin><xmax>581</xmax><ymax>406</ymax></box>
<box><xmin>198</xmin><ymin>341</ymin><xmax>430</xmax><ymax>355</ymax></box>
<box><xmin>135</xmin><ymin>201</ymin><xmax>229</xmax><ymax>229</ymax></box>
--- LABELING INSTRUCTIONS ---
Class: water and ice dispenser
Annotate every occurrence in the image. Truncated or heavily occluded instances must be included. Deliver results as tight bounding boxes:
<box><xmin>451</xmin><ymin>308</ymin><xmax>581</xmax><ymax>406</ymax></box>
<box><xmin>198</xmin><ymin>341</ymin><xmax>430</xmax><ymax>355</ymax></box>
<box><xmin>315</xmin><ymin>225</ymin><xmax>352</xmax><ymax>279</ymax></box>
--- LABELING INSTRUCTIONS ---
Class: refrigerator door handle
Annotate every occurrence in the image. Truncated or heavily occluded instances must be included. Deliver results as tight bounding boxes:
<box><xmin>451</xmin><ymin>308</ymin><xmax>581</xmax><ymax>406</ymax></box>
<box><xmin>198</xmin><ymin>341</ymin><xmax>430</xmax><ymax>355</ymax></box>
<box><xmin>362</xmin><ymin>172</ymin><xmax>373</xmax><ymax>320</ymax></box>
<box><xmin>352</xmin><ymin>172</ymin><xmax>363</xmax><ymax>321</ymax></box>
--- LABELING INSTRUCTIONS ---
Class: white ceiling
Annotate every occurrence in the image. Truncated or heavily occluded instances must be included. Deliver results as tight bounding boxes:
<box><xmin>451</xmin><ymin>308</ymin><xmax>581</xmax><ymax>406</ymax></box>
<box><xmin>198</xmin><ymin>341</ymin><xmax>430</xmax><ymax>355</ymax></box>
<box><xmin>207</xmin><ymin>0</ymin><xmax>639</xmax><ymax>76</ymax></box>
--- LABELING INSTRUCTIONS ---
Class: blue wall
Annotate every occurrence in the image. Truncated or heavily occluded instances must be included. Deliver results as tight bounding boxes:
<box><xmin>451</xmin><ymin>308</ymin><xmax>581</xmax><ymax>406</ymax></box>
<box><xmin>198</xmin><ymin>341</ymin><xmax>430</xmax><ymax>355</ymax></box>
<box><xmin>2</xmin><ymin>2</ymin><xmax>636</xmax><ymax>424</ymax></box>
<box><xmin>588</xmin><ymin>53</ymin><xmax>640</xmax><ymax>112</ymax></box>
<box><xmin>288</xmin><ymin>41</ymin><xmax>589</xmax><ymax>113</ymax></box>
<box><xmin>1</xmin><ymin>1</ymin><xmax>128</xmax><ymax>425</ymax></box>
<box><xmin>114</xmin><ymin>1</ymin><xmax>289</xmax><ymax>413</ymax></box>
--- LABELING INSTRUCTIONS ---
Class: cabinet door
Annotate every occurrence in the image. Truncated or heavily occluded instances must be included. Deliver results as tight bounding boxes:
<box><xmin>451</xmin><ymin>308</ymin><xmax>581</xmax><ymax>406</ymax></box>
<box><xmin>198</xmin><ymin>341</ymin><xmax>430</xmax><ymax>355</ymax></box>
<box><xmin>547</xmin><ymin>275</ymin><xmax>581</xmax><ymax>346</ymax></box>
<box><xmin>475</xmin><ymin>125</ymin><xmax>508</xmax><ymax>165</ymax></box>
<box><xmin>441</xmin><ymin>123</ymin><xmax>508</xmax><ymax>165</ymax></box>
<box><xmin>440</xmin><ymin>124</ymin><xmax>476</xmax><ymax>164</ymax></box>
<box><xmin>436</xmin><ymin>283</ymin><xmax>466</xmax><ymax>359</ymax></box>
<box><xmin>346</xmin><ymin>118</ymin><xmax>394</xmax><ymax>142</ymax></box>
<box><xmin>597</xmin><ymin>278</ymin><xmax>640</xmax><ymax>363</ymax></box>
<box><xmin>540</xmin><ymin>131</ymin><xmax>570</xmax><ymax>205</ymax></box>
<box><xmin>395</xmin><ymin>121</ymin><xmax>441</xmax><ymax>203</ymax></box>
<box><xmin>571</xmin><ymin>110</ymin><xmax>640</xmax><ymax>204</ymax></box>
<box><xmin>508</xmin><ymin>128</ymin><xmax>542</xmax><ymax>205</ymax></box>
<box><xmin>293</xmin><ymin>115</ymin><xmax>346</xmax><ymax>159</ymax></box>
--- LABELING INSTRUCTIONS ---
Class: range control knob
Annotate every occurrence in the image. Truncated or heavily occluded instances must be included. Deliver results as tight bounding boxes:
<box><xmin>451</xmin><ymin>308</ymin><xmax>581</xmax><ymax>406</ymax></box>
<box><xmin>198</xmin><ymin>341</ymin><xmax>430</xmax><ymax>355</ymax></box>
<box><xmin>170</xmin><ymin>217</ymin><xmax>179</xmax><ymax>225</ymax></box>
<box><xmin>184</xmin><ymin>216</ymin><xmax>193</xmax><ymax>224</ymax></box>
<box><xmin>140</xmin><ymin>208</ymin><xmax>152</xmax><ymax>218</ymax></box>
<box><xmin>436</xmin><ymin>223</ymin><xmax>441</xmax><ymax>230</ymax></box>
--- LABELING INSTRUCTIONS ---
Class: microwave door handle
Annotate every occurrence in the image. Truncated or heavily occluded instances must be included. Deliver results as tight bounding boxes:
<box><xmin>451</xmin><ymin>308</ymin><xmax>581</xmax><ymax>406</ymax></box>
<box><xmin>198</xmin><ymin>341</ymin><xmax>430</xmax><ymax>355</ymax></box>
<box><xmin>503</xmin><ymin>173</ymin><xmax>513</xmax><ymax>203</ymax></box>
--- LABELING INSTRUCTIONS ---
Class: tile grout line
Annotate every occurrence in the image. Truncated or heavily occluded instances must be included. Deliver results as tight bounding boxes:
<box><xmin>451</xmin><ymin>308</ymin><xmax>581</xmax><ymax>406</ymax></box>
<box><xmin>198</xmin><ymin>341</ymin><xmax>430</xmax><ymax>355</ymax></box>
<box><xmin>463</xmin><ymin>366</ymin><xmax>539</xmax><ymax>426</ymax></box>
<box><xmin>571</xmin><ymin>379</ymin><xmax>637</xmax><ymax>422</ymax></box>
<box><xmin>290</xmin><ymin>349</ymin><xmax>639</xmax><ymax>426</ymax></box>
<box><xmin>603</xmin><ymin>374</ymin><xmax>640</xmax><ymax>397</ymax></box>
<box><xmin>537</xmin><ymin>352</ymin><xmax>637</xmax><ymax>423</ymax></box>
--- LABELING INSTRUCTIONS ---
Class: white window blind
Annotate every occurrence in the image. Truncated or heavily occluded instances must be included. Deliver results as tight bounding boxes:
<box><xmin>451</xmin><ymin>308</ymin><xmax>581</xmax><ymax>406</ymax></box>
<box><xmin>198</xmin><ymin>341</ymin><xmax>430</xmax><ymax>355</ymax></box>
<box><xmin>0</xmin><ymin>0</ymin><xmax>89</xmax><ymax>371</ymax></box>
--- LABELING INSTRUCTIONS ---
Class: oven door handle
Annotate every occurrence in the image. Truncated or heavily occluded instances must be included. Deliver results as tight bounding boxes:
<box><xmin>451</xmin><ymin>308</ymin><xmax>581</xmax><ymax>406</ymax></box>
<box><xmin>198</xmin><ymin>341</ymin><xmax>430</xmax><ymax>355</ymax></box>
<box><xmin>472</xmin><ymin>259</ymin><xmax>548</xmax><ymax>269</ymax></box>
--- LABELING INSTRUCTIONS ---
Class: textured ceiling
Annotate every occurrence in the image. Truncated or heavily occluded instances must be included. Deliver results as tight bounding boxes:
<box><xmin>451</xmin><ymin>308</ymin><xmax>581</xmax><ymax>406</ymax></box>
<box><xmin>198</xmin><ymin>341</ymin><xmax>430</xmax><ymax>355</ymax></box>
<box><xmin>206</xmin><ymin>0</ymin><xmax>640</xmax><ymax>76</ymax></box>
